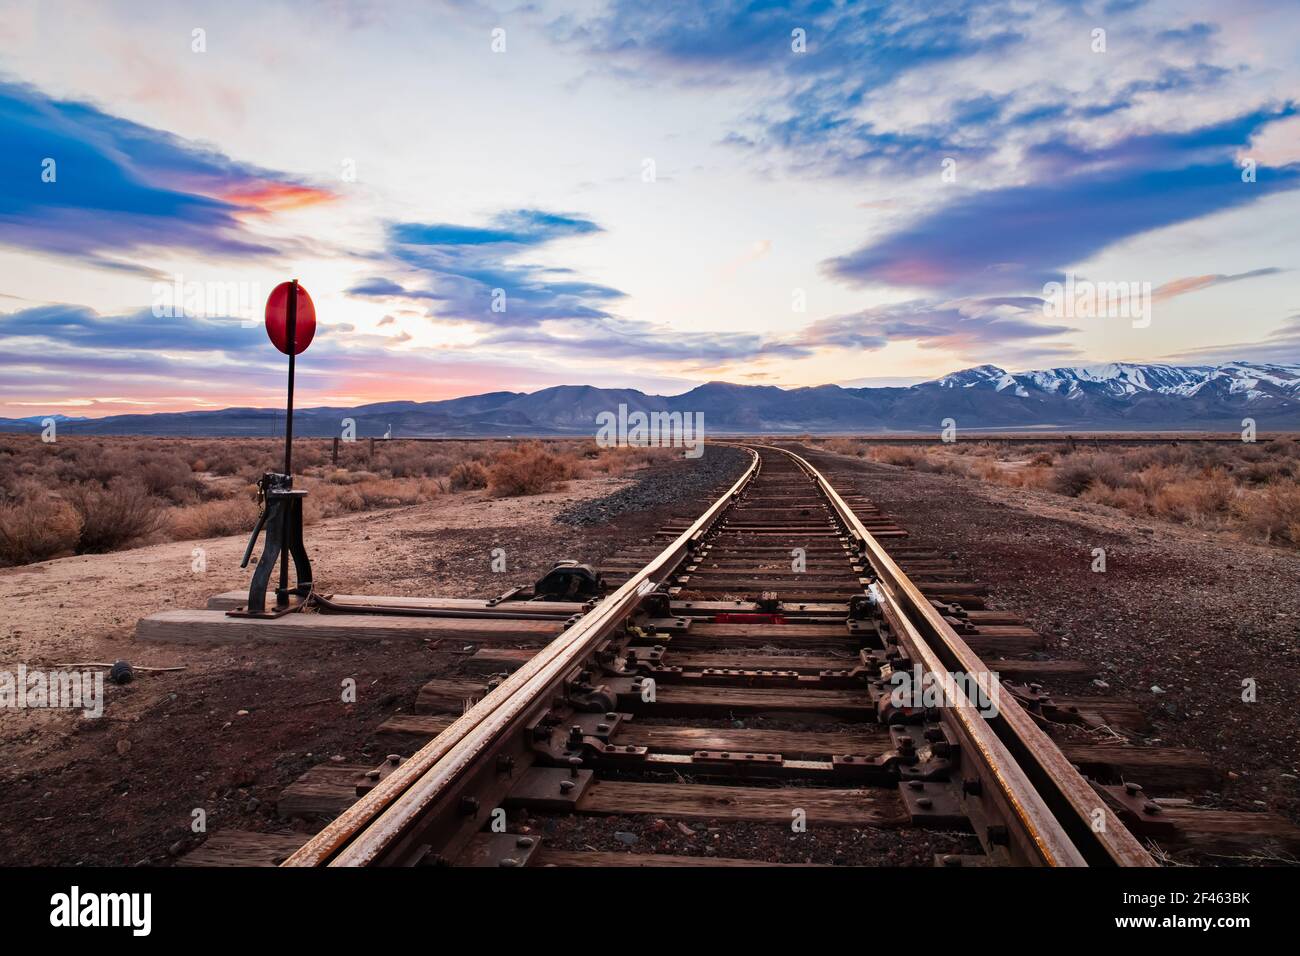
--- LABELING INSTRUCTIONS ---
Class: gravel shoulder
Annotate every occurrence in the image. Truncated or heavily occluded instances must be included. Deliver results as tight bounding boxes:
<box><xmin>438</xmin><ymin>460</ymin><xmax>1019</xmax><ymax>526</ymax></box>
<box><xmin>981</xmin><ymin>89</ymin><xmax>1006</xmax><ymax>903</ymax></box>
<box><xmin>801</xmin><ymin>445</ymin><xmax>1300</xmax><ymax>841</ymax></box>
<box><xmin>0</xmin><ymin>451</ymin><xmax>748</xmax><ymax>866</ymax></box>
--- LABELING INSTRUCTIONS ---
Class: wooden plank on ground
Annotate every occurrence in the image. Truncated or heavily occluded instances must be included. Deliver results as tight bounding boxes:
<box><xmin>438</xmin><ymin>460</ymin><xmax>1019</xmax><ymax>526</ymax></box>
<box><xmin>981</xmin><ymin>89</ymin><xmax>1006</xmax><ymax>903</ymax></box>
<box><xmin>614</xmin><ymin>723</ymin><xmax>887</xmax><ymax>759</ymax></box>
<box><xmin>576</xmin><ymin>780</ymin><xmax>905</xmax><ymax>826</ymax></box>
<box><xmin>638</xmin><ymin>684</ymin><xmax>872</xmax><ymax>717</ymax></box>
<box><xmin>685</xmin><ymin>623</ymin><xmax>854</xmax><ymax>640</ymax></box>
<box><xmin>137</xmin><ymin>609</ymin><xmax>563</xmax><ymax>643</ymax></box>
<box><xmin>535</xmin><ymin>848</ymin><xmax>817</xmax><ymax>867</ymax></box>
<box><xmin>984</xmin><ymin>658</ymin><xmax>1095</xmax><ymax>679</ymax></box>
<box><xmin>1157</xmin><ymin>808</ymin><xmax>1300</xmax><ymax>855</ymax></box>
<box><xmin>277</xmin><ymin>763</ymin><xmax>368</xmax><ymax>821</ymax></box>
<box><xmin>416</xmin><ymin>678</ymin><xmax>489</xmax><ymax>714</ymax></box>
<box><xmin>668</xmin><ymin>651</ymin><xmax>860</xmax><ymax>673</ymax></box>
<box><xmin>375</xmin><ymin>714</ymin><xmax>455</xmax><ymax>751</ymax></box>
<box><xmin>1058</xmin><ymin>743</ymin><xmax>1217</xmax><ymax>791</ymax></box>
<box><xmin>1052</xmin><ymin>696</ymin><xmax>1148</xmax><ymax>731</ymax></box>
<box><xmin>176</xmin><ymin>830</ymin><xmax>306</xmax><ymax>867</ymax></box>
<box><xmin>964</xmin><ymin>633</ymin><xmax>1044</xmax><ymax>655</ymax></box>
<box><xmin>466</xmin><ymin>647</ymin><xmax>534</xmax><ymax>672</ymax></box>
<box><xmin>205</xmin><ymin>591</ymin><xmax>587</xmax><ymax>615</ymax></box>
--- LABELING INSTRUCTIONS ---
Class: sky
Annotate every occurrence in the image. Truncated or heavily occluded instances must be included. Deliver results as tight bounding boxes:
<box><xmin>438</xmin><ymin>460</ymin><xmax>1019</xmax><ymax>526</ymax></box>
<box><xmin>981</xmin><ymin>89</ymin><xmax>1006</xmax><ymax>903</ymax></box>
<box><xmin>1</xmin><ymin>0</ymin><xmax>1298</xmax><ymax>418</ymax></box>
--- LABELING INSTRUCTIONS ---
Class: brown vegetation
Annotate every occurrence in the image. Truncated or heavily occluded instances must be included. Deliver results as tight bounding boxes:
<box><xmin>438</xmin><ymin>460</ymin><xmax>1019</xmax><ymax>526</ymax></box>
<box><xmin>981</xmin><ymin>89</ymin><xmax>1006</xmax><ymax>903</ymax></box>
<box><xmin>815</xmin><ymin>436</ymin><xmax>1300</xmax><ymax>547</ymax></box>
<box><xmin>0</xmin><ymin>481</ymin><xmax>82</xmax><ymax>564</ymax></box>
<box><xmin>63</xmin><ymin>478</ymin><xmax>166</xmax><ymax>552</ymax></box>
<box><xmin>487</xmin><ymin>441</ymin><xmax>574</xmax><ymax>497</ymax></box>
<box><xmin>0</xmin><ymin>434</ymin><xmax>675</xmax><ymax>567</ymax></box>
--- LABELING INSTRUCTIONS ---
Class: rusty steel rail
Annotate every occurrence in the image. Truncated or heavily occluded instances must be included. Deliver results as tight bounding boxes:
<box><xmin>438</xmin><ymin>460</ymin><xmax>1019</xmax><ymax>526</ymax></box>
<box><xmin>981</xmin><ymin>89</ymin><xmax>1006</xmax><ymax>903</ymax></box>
<box><xmin>284</xmin><ymin>442</ymin><xmax>1155</xmax><ymax>868</ymax></box>
<box><xmin>283</xmin><ymin>446</ymin><xmax>762</xmax><ymax>867</ymax></box>
<box><xmin>774</xmin><ymin>444</ymin><xmax>1155</xmax><ymax>866</ymax></box>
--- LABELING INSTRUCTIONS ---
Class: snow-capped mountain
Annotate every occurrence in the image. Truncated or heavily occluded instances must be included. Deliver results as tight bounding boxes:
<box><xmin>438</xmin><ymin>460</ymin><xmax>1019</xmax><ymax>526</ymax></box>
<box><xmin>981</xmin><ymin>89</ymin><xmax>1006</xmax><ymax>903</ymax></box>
<box><xmin>3</xmin><ymin>361</ymin><xmax>1298</xmax><ymax>436</ymax></box>
<box><xmin>935</xmin><ymin>361</ymin><xmax>1300</xmax><ymax>403</ymax></box>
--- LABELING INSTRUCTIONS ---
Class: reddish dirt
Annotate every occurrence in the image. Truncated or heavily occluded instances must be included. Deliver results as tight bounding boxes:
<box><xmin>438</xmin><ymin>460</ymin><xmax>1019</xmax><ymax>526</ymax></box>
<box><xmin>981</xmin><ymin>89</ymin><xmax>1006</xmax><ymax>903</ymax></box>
<box><xmin>801</xmin><ymin>444</ymin><xmax>1300</xmax><ymax>859</ymax></box>
<box><xmin>0</xmin><ymin>459</ymin><xmax>740</xmax><ymax>866</ymax></box>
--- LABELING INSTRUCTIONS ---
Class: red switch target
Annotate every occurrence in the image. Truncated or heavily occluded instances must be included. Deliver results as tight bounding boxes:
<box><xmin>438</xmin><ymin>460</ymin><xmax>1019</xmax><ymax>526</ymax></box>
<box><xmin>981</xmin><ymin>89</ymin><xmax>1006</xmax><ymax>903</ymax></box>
<box><xmin>264</xmin><ymin>281</ymin><xmax>316</xmax><ymax>355</ymax></box>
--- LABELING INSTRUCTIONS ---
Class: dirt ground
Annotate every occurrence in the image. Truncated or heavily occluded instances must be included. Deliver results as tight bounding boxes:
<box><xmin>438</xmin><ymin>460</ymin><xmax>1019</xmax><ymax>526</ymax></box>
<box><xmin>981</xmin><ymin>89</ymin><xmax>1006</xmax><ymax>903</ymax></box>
<box><xmin>0</xmin><ymin>460</ymin><xmax>740</xmax><ymax>866</ymax></box>
<box><xmin>8</xmin><ymin>441</ymin><xmax>1297</xmax><ymax>866</ymax></box>
<box><xmin>800</xmin><ymin>444</ymin><xmax>1300</xmax><ymax>852</ymax></box>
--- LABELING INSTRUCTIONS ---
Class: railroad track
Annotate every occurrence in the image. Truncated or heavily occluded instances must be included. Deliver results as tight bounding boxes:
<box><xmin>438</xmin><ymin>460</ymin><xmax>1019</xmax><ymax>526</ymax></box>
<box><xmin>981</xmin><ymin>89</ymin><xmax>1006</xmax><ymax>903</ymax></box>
<box><xmin>175</xmin><ymin>443</ymin><xmax>1300</xmax><ymax>868</ymax></box>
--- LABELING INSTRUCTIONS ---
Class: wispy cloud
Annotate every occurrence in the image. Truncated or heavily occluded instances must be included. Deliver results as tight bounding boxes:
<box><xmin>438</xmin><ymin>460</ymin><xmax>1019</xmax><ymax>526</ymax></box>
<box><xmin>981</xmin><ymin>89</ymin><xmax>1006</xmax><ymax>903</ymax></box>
<box><xmin>0</xmin><ymin>301</ymin><xmax>597</xmax><ymax>415</ymax></box>
<box><xmin>1167</xmin><ymin>312</ymin><xmax>1300</xmax><ymax>366</ymax></box>
<box><xmin>794</xmin><ymin>296</ymin><xmax>1079</xmax><ymax>364</ymax></box>
<box><xmin>1152</xmin><ymin>267</ymin><xmax>1284</xmax><ymax>302</ymax></box>
<box><xmin>0</xmin><ymin>80</ymin><xmax>335</xmax><ymax>272</ymax></box>
<box><xmin>824</xmin><ymin>110</ymin><xmax>1300</xmax><ymax>294</ymax></box>
<box><xmin>349</xmin><ymin>209</ymin><xmax>624</xmax><ymax>327</ymax></box>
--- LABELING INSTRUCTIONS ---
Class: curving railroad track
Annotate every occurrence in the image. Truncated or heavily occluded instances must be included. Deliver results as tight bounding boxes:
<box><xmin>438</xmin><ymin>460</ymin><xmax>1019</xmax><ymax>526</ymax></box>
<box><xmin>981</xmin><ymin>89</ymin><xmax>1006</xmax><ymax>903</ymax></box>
<box><xmin>165</xmin><ymin>440</ymin><xmax>1300</xmax><ymax>869</ymax></box>
<box><xmin>269</xmin><ymin>443</ymin><xmax>1178</xmax><ymax>868</ymax></box>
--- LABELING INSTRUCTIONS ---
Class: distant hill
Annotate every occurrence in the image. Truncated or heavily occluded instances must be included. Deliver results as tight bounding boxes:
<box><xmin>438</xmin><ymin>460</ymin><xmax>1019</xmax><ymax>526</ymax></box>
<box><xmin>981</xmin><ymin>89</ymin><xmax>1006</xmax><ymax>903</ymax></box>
<box><xmin>3</xmin><ymin>361</ymin><xmax>1298</xmax><ymax>437</ymax></box>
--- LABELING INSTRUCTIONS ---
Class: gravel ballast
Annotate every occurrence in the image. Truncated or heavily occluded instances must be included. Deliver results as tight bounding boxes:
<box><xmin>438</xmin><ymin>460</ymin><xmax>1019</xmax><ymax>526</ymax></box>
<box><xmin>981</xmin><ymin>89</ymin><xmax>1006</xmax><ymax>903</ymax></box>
<box><xmin>801</xmin><ymin>445</ymin><xmax>1300</xmax><ymax>842</ymax></box>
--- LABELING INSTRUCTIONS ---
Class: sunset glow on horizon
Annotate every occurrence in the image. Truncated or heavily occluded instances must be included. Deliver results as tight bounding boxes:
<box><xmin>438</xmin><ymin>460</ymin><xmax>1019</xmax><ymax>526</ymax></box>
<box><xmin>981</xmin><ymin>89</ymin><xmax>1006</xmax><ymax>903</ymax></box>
<box><xmin>2</xmin><ymin>0</ymin><xmax>1298</xmax><ymax>419</ymax></box>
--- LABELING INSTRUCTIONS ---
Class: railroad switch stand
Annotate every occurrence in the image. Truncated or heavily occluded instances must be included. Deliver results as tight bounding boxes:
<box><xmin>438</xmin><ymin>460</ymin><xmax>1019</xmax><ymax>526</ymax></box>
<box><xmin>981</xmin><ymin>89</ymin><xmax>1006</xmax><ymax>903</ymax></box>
<box><xmin>228</xmin><ymin>472</ymin><xmax>314</xmax><ymax>618</ymax></box>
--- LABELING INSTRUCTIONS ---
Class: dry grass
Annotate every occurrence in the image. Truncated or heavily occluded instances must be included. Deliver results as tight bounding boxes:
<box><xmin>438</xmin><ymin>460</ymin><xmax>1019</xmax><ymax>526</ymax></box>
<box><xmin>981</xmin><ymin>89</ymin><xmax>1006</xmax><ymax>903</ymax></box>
<box><xmin>448</xmin><ymin>460</ymin><xmax>489</xmax><ymax>491</ymax></box>
<box><xmin>63</xmin><ymin>478</ymin><xmax>167</xmax><ymax>553</ymax></box>
<box><xmin>0</xmin><ymin>481</ymin><xmax>82</xmax><ymax>564</ymax></box>
<box><xmin>816</xmin><ymin>436</ymin><xmax>1300</xmax><ymax>548</ymax></box>
<box><xmin>487</xmin><ymin>442</ymin><xmax>575</xmax><ymax>497</ymax></box>
<box><xmin>0</xmin><ymin>434</ymin><xmax>672</xmax><ymax>566</ymax></box>
<box><xmin>168</xmin><ymin>496</ymin><xmax>259</xmax><ymax>539</ymax></box>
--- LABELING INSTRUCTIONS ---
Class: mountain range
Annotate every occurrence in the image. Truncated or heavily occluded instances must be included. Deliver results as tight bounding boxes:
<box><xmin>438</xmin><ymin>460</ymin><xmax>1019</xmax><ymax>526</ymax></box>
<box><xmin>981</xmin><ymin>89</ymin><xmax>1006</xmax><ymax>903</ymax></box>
<box><xmin>2</xmin><ymin>361</ymin><xmax>1298</xmax><ymax>437</ymax></box>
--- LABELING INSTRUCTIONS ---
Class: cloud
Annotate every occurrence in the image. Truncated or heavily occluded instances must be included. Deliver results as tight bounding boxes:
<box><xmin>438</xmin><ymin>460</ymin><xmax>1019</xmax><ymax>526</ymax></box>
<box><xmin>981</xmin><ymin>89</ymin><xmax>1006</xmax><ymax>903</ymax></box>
<box><xmin>1152</xmin><ymin>267</ymin><xmax>1284</xmax><ymax>302</ymax></box>
<box><xmin>0</xmin><ymin>301</ymin><xmax>600</xmax><ymax>414</ymax></box>
<box><xmin>477</xmin><ymin>316</ymin><xmax>809</xmax><ymax>367</ymax></box>
<box><xmin>349</xmin><ymin>208</ymin><xmax>625</xmax><ymax>328</ymax></box>
<box><xmin>0</xmin><ymin>80</ymin><xmax>335</xmax><ymax>270</ymax></box>
<box><xmin>824</xmin><ymin>109</ymin><xmax>1300</xmax><ymax>294</ymax></box>
<box><xmin>558</xmin><ymin>1</ymin><xmax>1012</xmax><ymax>85</ymax></box>
<box><xmin>561</xmin><ymin>2</ymin><xmax>1021</xmax><ymax>177</ymax></box>
<box><xmin>1166</xmin><ymin>312</ymin><xmax>1300</xmax><ymax>366</ymax></box>
<box><xmin>0</xmin><ymin>303</ymin><xmax>271</xmax><ymax>354</ymax></box>
<box><xmin>793</xmin><ymin>296</ymin><xmax>1079</xmax><ymax>364</ymax></box>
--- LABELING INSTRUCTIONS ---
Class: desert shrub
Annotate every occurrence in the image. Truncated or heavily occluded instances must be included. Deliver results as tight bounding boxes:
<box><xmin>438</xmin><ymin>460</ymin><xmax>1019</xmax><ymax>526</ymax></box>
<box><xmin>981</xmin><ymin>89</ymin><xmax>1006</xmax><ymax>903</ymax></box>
<box><xmin>310</xmin><ymin>482</ymin><xmax>366</xmax><ymax>515</ymax></box>
<box><xmin>1129</xmin><ymin>463</ymin><xmax>1180</xmax><ymax>498</ymax></box>
<box><xmin>449</xmin><ymin>460</ymin><xmax>489</xmax><ymax>490</ymax></box>
<box><xmin>64</xmin><ymin>478</ymin><xmax>165</xmax><ymax>553</ymax></box>
<box><xmin>1233</xmin><ymin>483</ymin><xmax>1300</xmax><ymax>545</ymax></box>
<box><xmin>1266</xmin><ymin>437</ymin><xmax>1299</xmax><ymax>459</ymax></box>
<box><xmin>169</xmin><ymin>496</ymin><xmax>259</xmax><ymax>539</ymax></box>
<box><xmin>353</xmin><ymin>477</ymin><xmax>431</xmax><ymax>509</ymax></box>
<box><xmin>1236</xmin><ymin>458</ymin><xmax>1295</xmax><ymax>485</ymax></box>
<box><xmin>870</xmin><ymin>446</ymin><xmax>923</xmax><ymax>468</ymax></box>
<box><xmin>1053</xmin><ymin>453</ymin><xmax>1125</xmax><ymax>496</ymax></box>
<box><xmin>487</xmin><ymin>442</ymin><xmax>574</xmax><ymax>497</ymax></box>
<box><xmin>136</xmin><ymin>452</ymin><xmax>197</xmax><ymax>502</ymax></box>
<box><xmin>1152</xmin><ymin>473</ymin><xmax>1235</xmax><ymax>523</ymax></box>
<box><xmin>1081</xmin><ymin>482</ymin><xmax>1151</xmax><ymax>513</ymax></box>
<box><xmin>822</xmin><ymin>437</ymin><xmax>865</xmax><ymax>457</ymax></box>
<box><xmin>322</xmin><ymin>467</ymin><xmax>378</xmax><ymax>486</ymax></box>
<box><xmin>375</xmin><ymin>444</ymin><xmax>435</xmax><ymax>478</ymax></box>
<box><xmin>0</xmin><ymin>483</ymin><xmax>82</xmax><ymax>565</ymax></box>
